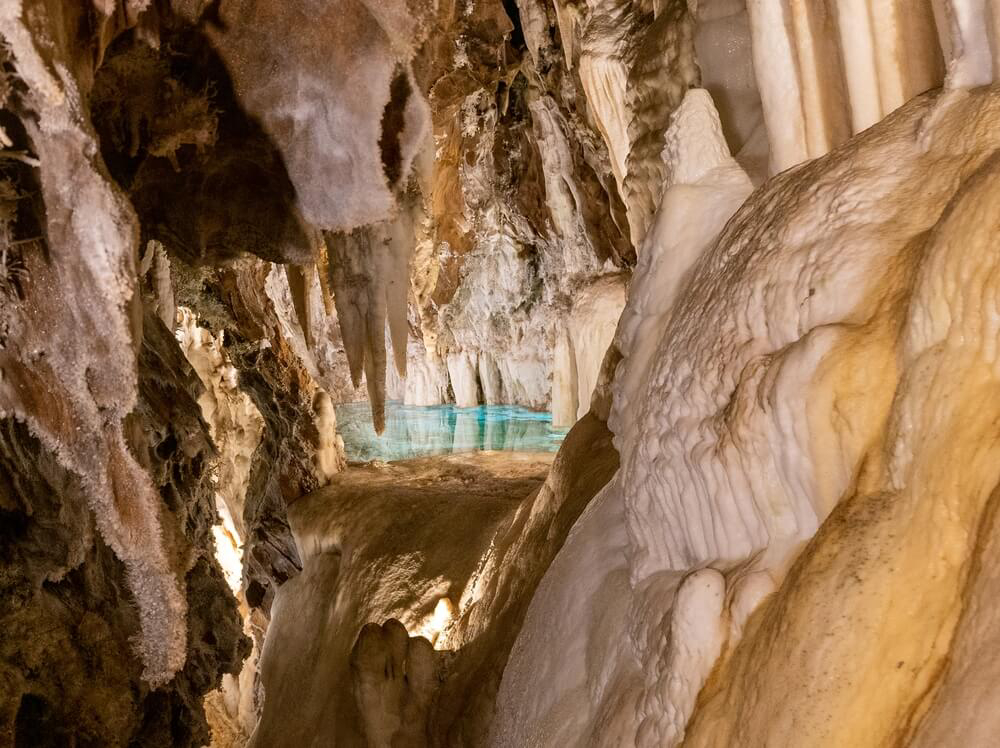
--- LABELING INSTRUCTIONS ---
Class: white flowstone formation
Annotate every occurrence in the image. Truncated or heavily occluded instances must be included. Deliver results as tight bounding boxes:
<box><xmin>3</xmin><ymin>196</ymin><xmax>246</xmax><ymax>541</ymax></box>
<box><xmin>495</xmin><ymin>35</ymin><xmax>1000</xmax><ymax>748</ymax></box>
<box><xmin>494</xmin><ymin>87</ymin><xmax>755</xmax><ymax>745</ymax></box>
<box><xmin>552</xmin><ymin>274</ymin><xmax>628</xmax><ymax>428</ymax></box>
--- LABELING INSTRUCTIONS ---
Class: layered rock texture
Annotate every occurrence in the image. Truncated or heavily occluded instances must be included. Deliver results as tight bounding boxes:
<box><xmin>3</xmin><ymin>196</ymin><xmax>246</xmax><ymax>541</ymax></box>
<box><xmin>4</xmin><ymin>0</ymin><xmax>1000</xmax><ymax>746</ymax></box>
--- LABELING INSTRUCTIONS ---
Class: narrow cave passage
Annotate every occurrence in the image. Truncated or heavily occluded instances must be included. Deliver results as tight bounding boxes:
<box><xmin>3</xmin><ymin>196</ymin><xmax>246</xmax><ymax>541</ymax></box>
<box><xmin>3</xmin><ymin>1</ymin><xmax>1000</xmax><ymax>747</ymax></box>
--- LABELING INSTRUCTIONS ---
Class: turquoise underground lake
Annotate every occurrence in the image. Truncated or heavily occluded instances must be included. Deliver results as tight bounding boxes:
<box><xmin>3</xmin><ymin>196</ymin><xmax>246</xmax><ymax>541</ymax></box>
<box><xmin>335</xmin><ymin>401</ymin><xmax>569</xmax><ymax>462</ymax></box>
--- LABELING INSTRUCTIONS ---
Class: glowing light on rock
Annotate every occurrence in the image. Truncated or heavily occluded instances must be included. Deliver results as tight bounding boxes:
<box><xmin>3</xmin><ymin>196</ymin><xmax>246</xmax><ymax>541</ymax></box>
<box><xmin>212</xmin><ymin>501</ymin><xmax>244</xmax><ymax>595</ymax></box>
<box><xmin>415</xmin><ymin>597</ymin><xmax>457</xmax><ymax>649</ymax></box>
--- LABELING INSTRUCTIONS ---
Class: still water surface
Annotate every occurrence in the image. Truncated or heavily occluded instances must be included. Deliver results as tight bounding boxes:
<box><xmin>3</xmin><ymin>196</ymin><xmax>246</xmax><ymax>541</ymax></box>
<box><xmin>335</xmin><ymin>401</ymin><xmax>569</xmax><ymax>462</ymax></box>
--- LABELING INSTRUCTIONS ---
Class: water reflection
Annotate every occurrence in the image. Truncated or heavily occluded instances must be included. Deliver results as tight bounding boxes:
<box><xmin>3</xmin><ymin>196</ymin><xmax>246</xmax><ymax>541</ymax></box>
<box><xmin>335</xmin><ymin>401</ymin><xmax>569</xmax><ymax>462</ymax></box>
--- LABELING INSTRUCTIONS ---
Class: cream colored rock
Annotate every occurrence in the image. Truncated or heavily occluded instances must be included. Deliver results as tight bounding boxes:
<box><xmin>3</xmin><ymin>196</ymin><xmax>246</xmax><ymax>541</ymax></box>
<box><xmin>495</xmin><ymin>88</ymin><xmax>752</xmax><ymax>746</ymax></box>
<box><xmin>738</xmin><ymin>0</ymin><xmax>1000</xmax><ymax>175</ymax></box>
<box><xmin>176</xmin><ymin>308</ymin><xmax>265</xmax><ymax>541</ymax></box>
<box><xmin>935</xmin><ymin>0</ymin><xmax>1000</xmax><ymax>87</ymax></box>
<box><xmin>498</xmin><ymin>85</ymin><xmax>1000</xmax><ymax>747</ymax></box>
<box><xmin>686</xmin><ymin>136</ymin><xmax>1000</xmax><ymax>746</ymax></box>
<box><xmin>248</xmin><ymin>453</ymin><xmax>553</xmax><ymax>747</ymax></box>
<box><xmin>447</xmin><ymin>351</ymin><xmax>480</xmax><ymax>407</ymax></box>
<box><xmin>551</xmin><ymin>274</ymin><xmax>628</xmax><ymax>428</ymax></box>
<box><xmin>551</xmin><ymin>324</ymin><xmax>579</xmax><ymax>428</ymax></box>
<box><xmin>403</xmin><ymin>344</ymin><xmax>451</xmax><ymax>406</ymax></box>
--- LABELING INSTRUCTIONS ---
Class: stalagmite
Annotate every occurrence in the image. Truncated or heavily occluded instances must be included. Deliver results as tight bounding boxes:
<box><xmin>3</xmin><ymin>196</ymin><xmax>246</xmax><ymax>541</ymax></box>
<box><xmin>551</xmin><ymin>274</ymin><xmax>627</xmax><ymax>428</ymax></box>
<box><xmin>478</xmin><ymin>353</ymin><xmax>504</xmax><ymax>405</ymax></box>
<box><xmin>551</xmin><ymin>324</ymin><xmax>579</xmax><ymax>428</ymax></box>
<box><xmin>567</xmin><ymin>274</ymin><xmax>627</xmax><ymax>421</ymax></box>
<box><xmin>447</xmin><ymin>351</ymin><xmax>481</xmax><ymax>408</ymax></box>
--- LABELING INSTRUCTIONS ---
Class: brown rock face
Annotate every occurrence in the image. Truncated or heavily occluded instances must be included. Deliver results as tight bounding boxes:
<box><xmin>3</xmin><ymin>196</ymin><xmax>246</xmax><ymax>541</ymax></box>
<box><xmin>0</xmin><ymin>1</ymin><xmax>348</xmax><ymax>742</ymax></box>
<box><xmin>0</xmin><ymin>311</ymin><xmax>249</xmax><ymax>745</ymax></box>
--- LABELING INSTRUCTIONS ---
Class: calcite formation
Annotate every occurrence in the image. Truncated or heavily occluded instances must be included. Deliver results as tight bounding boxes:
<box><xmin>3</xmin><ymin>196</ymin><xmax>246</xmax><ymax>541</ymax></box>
<box><xmin>3</xmin><ymin>0</ymin><xmax>1000</xmax><ymax>746</ymax></box>
<box><xmin>496</xmin><ymin>16</ymin><xmax>1000</xmax><ymax>748</ymax></box>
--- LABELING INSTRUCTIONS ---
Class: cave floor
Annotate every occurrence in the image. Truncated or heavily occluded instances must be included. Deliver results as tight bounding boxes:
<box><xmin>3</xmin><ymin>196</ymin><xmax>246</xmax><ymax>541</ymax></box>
<box><xmin>249</xmin><ymin>451</ymin><xmax>554</xmax><ymax>745</ymax></box>
<box><xmin>288</xmin><ymin>450</ymin><xmax>554</xmax><ymax>579</ymax></box>
<box><xmin>332</xmin><ymin>450</ymin><xmax>555</xmax><ymax>503</ymax></box>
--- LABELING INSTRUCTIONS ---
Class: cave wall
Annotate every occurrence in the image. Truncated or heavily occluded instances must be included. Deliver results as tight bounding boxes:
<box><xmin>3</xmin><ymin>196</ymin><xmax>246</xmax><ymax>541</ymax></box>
<box><xmin>0</xmin><ymin>0</ymin><xmax>631</xmax><ymax>740</ymax></box>
<box><xmin>0</xmin><ymin>313</ymin><xmax>248</xmax><ymax>745</ymax></box>
<box><xmin>0</xmin><ymin>0</ymin><xmax>373</xmax><ymax>742</ymax></box>
<box><xmin>401</xmin><ymin>0</ymin><xmax>636</xmax><ymax>418</ymax></box>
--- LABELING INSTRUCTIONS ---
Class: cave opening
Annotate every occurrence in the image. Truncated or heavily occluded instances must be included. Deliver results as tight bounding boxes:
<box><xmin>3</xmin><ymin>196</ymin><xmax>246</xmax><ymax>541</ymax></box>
<box><xmin>90</xmin><ymin>23</ymin><xmax>310</xmax><ymax>266</ymax></box>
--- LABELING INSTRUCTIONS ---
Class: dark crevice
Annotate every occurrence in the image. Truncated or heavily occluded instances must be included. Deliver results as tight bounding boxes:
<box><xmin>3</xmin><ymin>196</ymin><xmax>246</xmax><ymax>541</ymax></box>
<box><xmin>501</xmin><ymin>0</ymin><xmax>526</xmax><ymax>51</ymax></box>
<box><xmin>379</xmin><ymin>68</ymin><xmax>413</xmax><ymax>188</ymax></box>
<box><xmin>15</xmin><ymin>694</ymin><xmax>53</xmax><ymax>748</ymax></box>
<box><xmin>0</xmin><ymin>107</ymin><xmax>48</xmax><ymax>302</ymax></box>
